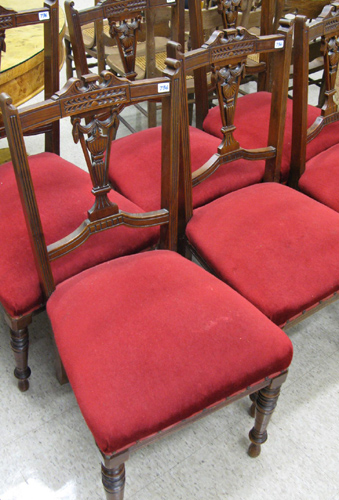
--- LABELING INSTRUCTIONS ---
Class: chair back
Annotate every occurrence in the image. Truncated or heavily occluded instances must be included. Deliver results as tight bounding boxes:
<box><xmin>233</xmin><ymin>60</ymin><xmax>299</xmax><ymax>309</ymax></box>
<box><xmin>283</xmin><ymin>0</ymin><xmax>332</xmax><ymax>19</ymax></box>
<box><xmin>65</xmin><ymin>0</ymin><xmax>184</xmax><ymax>82</ymax></box>
<box><xmin>0</xmin><ymin>60</ymin><xmax>181</xmax><ymax>299</ymax></box>
<box><xmin>171</xmin><ymin>20</ymin><xmax>293</xmax><ymax>225</ymax></box>
<box><xmin>0</xmin><ymin>0</ymin><xmax>60</xmax><ymax>154</ymax></box>
<box><xmin>289</xmin><ymin>2</ymin><xmax>339</xmax><ymax>188</ymax></box>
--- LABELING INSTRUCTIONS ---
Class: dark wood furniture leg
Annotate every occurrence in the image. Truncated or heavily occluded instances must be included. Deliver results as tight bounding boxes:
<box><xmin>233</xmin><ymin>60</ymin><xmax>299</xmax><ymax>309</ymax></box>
<box><xmin>5</xmin><ymin>314</ymin><xmax>32</xmax><ymax>392</ymax></box>
<box><xmin>248</xmin><ymin>373</ymin><xmax>287</xmax><ymax>457</ymax></box>
<box><xmin>249</xmin><ymin>391</ymin><xmax>258</xmax><ymax>418</ymax></box>
<box><xmin>102</xmin><ymin>462</ymin><xmax>126</xmax><ymax>500</ymax></box>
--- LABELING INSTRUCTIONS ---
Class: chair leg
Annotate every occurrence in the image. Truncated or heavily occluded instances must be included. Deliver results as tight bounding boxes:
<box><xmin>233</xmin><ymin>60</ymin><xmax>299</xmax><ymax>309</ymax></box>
<box><xmin>101</xmin><ymin>462</ymin><xmax>125</xmax><ymax>500</ymax></box>
<box><xmin>10</xmin><ymin>326</ymin><xmax>31</xmax><ymax>392</ymax></box>
<box><xmin>249</xmin><ymin>391</ymin><xmax>258</xmax><ymax>418</ymax></box>
<box><xmin>248</xmin><ymin>380</ymin><xmax>284</xmax><ymax>458</ymax></box>
<box><xmin>54</xmin><ymin>348</ymin><xmax>69</xmax><ymax>385</ymax></box>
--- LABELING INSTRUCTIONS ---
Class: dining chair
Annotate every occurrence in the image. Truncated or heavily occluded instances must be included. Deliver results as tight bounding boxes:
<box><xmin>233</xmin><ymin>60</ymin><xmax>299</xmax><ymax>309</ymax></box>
<box><xmin>288</xmin><ymin>4</ymin><xmax>339</xmax><ymax>212</ymax></box>
<box><xmin>0</xmin><ymin>0</ymin><xmax>60</xmax><ymax>154</ymax></box>
<box><xmin>172</xmin><ymin>28</ymin><xmax>339</xmax><ymax>336</ymax></box>
<box><xmin>201</xmin><ymin>2</ymin><xmax>338</xmax><ymax>184</ymax></box>
<box><xmin>0</xmin><ymin>71</ymin><xmax>163</xmax><ymax>391</ymax></box>
<box><xmin>0</xmin><ymin>55</ymin><xmax>293</xmax><ymax>500</ymax></box>
<box><xmin>104</xmin><ymin>19</ymin><xmax>293</xmax><ymax>215</ymax></box>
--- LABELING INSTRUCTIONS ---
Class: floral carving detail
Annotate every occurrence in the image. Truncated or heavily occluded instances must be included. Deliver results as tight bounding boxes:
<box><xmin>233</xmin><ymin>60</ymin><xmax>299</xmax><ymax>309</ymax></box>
<box><xmin>0</xmin><ymin>15</ymin><xmax>14</xmax><ymax>30</ymax></box>
<box><xmin>72</xmin><ymin>112</ymin><xmax>120</xmax><ymax>221</ymax></box>
<box><xmin>64</xmin><ymin>87</ymin><xmax>127</xmax><ymax>114</ymax></box>
<box><xmin>217</xmin><ymin>0</ymin><xmax>242</xmax><ymax>29</ymax></box>
<box><xmin>327</xmin><ymin>36</ymin><xmax>339</xmax><ymax>71</ymax></box>
<box><xmin>109</xmin><ymin>16</ymin><xmax>141</xmax><ymax>79</ymax></box>
<box><xmin>212</xmin><ymin>63</ymin><xmax>244</xmax><ymax>154</ymax></box>
<box><xmin>101</xmin><ymin>0</ymin><xmax>146</xmax><ymax>17</ymax></box>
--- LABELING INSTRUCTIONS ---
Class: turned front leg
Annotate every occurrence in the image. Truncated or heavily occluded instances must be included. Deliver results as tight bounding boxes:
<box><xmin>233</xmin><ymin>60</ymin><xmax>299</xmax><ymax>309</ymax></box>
<box><xmin>102</xmin><ymin>462</ymin><xmax>125</xmax><ymax>500</ymax></box>
<box><xmin>248</xmin><ymin>373</ymin><xmax>287</xmax><ymax>458</ymax></box>
<box><xmin>10</xmin><ymin>326</ymin><xmax>31</xmax><ymax>392</ymax></box>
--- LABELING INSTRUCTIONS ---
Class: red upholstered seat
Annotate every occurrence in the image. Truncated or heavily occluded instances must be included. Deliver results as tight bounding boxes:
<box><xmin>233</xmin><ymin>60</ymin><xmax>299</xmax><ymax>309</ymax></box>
<box><xmin>202</xmin><ymin>92</ymin><xmax>338</xmax><ymax>183</ymax></box>
<box><xmin>186</xmin><ymin>182</ymin><xmax>339</xmax><ymax>327</ymax></box>
<box><xmin>109</xmin><ymin>126</ymin><xmax>265</xmax><ymax>211</ymax></box>
<box><xmin>47</xmin><ymin>250</ymin><xmax>293</xmax><ymax>455</ymax></box>
<box><xmin>0</xmin><ymin>152</ymin><xmax>158</xmax><ymax>318</ymax></box>
<box><xmin>298</xmin><ymin>144</ymin><xmax>339</xmax><ymax>212</ymax></box>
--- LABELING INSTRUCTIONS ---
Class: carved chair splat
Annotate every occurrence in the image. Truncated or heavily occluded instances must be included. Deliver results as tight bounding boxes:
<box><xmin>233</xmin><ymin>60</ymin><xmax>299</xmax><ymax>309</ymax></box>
<box><xmin>105</xmin><ymin>22</ymin><xmax>293</xmax><ymax>218</ymax></box>
<box><xmin>174</xmin><ymin>24</ymin><xmax>339</xmax><ymax>360</ymax></box>
<box><xmin>288</xmin><ymin>2</ymin><xmax>339</xmax><ymax>213</ymax></box>
<box><xmin>1</xmin><ymin>56</ymin><xmax>293</xmax><ymax>500</ymax></box>
<box><xmin>65</xmin><ymin>0</ymin><xmax>184</xmax><ymax>129</ymax></box>
<box><xmin>0</xmin><ymin>70</ymin><xmax>181</xmax><ymax>390</ymax></box>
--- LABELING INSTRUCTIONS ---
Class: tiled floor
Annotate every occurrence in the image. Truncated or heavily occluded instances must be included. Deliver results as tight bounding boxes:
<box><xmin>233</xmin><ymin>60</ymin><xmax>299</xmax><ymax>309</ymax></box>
<box><xmin>1</xmin><ymin>2</ymin><xmax>339</xmax><ymax>499</ymax></box>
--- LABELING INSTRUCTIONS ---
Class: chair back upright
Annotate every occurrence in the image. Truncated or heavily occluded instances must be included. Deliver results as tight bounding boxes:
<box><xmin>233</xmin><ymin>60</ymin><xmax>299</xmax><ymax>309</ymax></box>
<box><xmin>0</xmin><ymin>0</ymin><xmax>60</xmax><ymax>154</ymax></box>
<box><xmin>65</xmin><ymin>0</ymin><xmax>184</xmax><ymax>82</ymax></box>
<box><xmin>289</xmin><ymin>2</ymin><xmax>339</xmax><ymax>188</ymax></box>
<box><xmin>173</xmin><ymin>19</ymin><xmax>293</xmax><ymax>226</ymax></box>
<box><xmin>0</xmin><ymin>61</ymin><xmax>181</xmax><ymax>300</ymax></box>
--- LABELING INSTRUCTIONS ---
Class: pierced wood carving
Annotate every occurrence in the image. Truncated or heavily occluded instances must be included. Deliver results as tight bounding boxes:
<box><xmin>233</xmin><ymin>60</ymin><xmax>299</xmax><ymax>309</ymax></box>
<box><xmin>108</xmin><ymin>16</ymin><xmax>141</xmax><ymax>80</ymax></box>
<box><xmin>72</xmin><ymin>111</ymin><xmax>120</xmax><ymax>222</ymax></box>
<box><xmin>217</xmin><ymin>0</ymin><xmax>241</xmax><ymax>29</ymax></box>
<box><xmin>205</xmin><ymin>29</ymin><xmax>257</xmax><ymax>64</ymax></box>
<box><xmin>317</xmin><ymin>2</ymin><xmax>339</xmax><ymax>35</ymax></box>
<box><xmin>101</xmin><ymin>0</ymin><xmax>147</xmax><ymax>17</ymax></box>
<box><xmin>55</xmin><ymin>73</ymin><xmax>129</xmax><ymax>116</ymax></box>
<box><xmin>212</xmin><ymin>62</ymin><xmax>244</xmax><ymax>154</ymax></box>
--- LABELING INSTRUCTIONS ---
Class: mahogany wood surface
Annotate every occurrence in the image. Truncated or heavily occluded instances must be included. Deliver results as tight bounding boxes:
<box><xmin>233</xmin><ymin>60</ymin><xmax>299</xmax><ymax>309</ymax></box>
<box><xmin>180</xmin><ymin>20</ymin><xmax>293</xmax><ymax>185</ymax></box>
<box><xmin>289</xmin><ymin>2</ymin><xmax>339</xmax><ymax>187</ymax></box>
<box><xmin>65</xmin><ymin>0</ymin><xmax>184</xmax><ymax>129</ymax></box>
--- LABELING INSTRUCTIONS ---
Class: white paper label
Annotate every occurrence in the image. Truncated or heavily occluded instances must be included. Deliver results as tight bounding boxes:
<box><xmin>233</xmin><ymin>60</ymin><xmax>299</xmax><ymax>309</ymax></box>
<box><xmin>275</xmin><ymin>40</ymin><xmax>284</xmax><ymax>49</ymax></box>
<box><xmin>158</xmin><ymin>82</ymin><xmax>170</xmax><ymax>93</ymax></box>
<box><xmin>39</xmin><ymin>11</ymin><xmax>50</xmax><ymax>21</ymax></box>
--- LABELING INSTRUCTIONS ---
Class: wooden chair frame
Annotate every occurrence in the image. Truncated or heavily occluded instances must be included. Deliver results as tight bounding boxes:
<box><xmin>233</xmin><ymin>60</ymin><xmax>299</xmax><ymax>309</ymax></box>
<box><xmin>0</xmin><ymin>55</ymin><xmax>292</xmax><ymax>499</ymax></box>
<box><xmin>175</xmin><ymin>19</ymin><xmax>339</xmax><ymax>338</ymax></box>
<box><xmin>0</xmin><ymin>62</ymin><xmax>287</xmax><ymax>500</ymax></box>
<box><xmin>178</xmin><ymin>20</ymin><xmax>294</xmax><ymax>195</ymax></box>
<box><xmin>0</xmin><ymin>55</ymin><xmax>181</xmax><ymax>391</ymax></box>
<box><xmin>289</xmin><ymin>2</ymin><xmax>339</xmax><ymax>188</ymax></box>
<box><xmin>65</xmin><ymin>0</ymin><xmax>184</xmax><ymax>129</ymax></box>
<box><xmin>0</xmin><ymin>0</ymin><xmax>60</xmax><ymax>154</ymax></box>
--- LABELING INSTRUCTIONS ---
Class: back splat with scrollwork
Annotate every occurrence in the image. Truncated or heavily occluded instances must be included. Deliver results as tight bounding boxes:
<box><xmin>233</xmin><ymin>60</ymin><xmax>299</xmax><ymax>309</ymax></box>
<box><xmin>0</xmin><ymin>59</ymin><xmax>181</xmax><ymax>298</ymax></box>
<box><xmin>66</xmin><ymin>0</ymin><xmax>181</xmax><ymax>82</ymax></box>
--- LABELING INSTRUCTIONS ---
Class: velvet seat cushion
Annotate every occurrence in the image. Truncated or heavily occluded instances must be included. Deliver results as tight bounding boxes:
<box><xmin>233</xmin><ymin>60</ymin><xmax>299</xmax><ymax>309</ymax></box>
<box><xmin>109</xmin><ymin>126</ymin><xmax>265</xmax><ymax>211</ymax></box>
<box><xmin>47</xmin><ymin>250</ymin><xmax>293</xmax><ymax>455</ymax></box>
<box><xmin>202</xmin><ymin>92</ymin><xmax>338</xmax><ymax>183</ymax></box>
<box><xmin>298</xmin><ymin>144</ymin><xmax>339</xmax><ymax>212</ymax></box>
<box><xmin>0</xmin><ymin>152</ymin><xmax>158</xmax><ymax>318</ymax></box>
<box><xmin>186</xmin><ymin>182</ymin><xmax>339</xmax><ymax>326</ymax></box>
